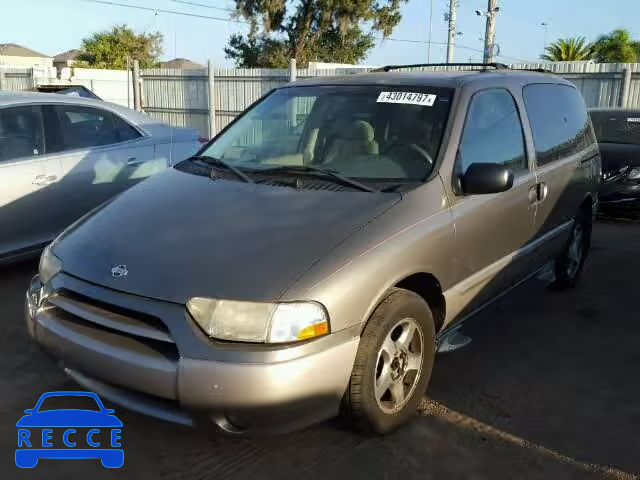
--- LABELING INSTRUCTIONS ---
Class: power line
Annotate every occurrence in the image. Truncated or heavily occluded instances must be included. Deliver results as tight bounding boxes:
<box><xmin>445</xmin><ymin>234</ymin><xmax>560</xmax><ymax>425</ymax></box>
<box><xmin>169</xmin><ymin>0</ymin><xmax>235</xmax><ymax>14</ymax></box>
<box><xmin>83</xmin><ymin>0</ymin><xmax>247</xmax><ymax>23</ymax></box>
<box><xmin>380</xmin><ymin>37</ymin><xmax>527</xmax><ymax>62</ymax></box>
<box><xmin>82</xmin><ymin>0</ymin><xmax>527</xmax><ymax>62</ymax></box>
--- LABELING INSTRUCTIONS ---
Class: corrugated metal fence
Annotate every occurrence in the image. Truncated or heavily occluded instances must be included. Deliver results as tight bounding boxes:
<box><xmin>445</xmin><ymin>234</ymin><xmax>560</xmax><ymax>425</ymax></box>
<box><xmin>0</xmin><ymin>67</ymin><xmax>36</xmax><ymax>91</ymax></box>
<box><xmin>4</xmin><ymin>62</ymin><xmax>640</xmax><ymax>137</ymax></box>
<box><xmin>139</xmin><ymin>64</ymin><xmax>394</xmax><ymax>137</ymax></box>
<box><xmin>136</xmin><ymin>62</ymin><xmax>640</xmax><ymax>138</ymax></box>
<box><xmin>511</xmin><ymin>62</ymin><xmax>640</xmax><ymax>109</ymax></box>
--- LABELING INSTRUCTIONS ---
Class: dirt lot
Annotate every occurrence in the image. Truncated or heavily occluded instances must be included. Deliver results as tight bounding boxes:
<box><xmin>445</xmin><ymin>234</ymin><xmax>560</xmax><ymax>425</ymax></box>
<box><xmin>1</xmin><ymin>221</ymin><xmax>639</xmax><ymax>480</ymax></box>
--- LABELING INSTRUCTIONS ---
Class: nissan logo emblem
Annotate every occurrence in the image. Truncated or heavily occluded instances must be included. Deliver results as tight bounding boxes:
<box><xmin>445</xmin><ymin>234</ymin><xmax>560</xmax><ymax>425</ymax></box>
<box><xmin>110</xmin><ymin>265</ymin><xmax>128</xmax><ymax>278</ymax></box>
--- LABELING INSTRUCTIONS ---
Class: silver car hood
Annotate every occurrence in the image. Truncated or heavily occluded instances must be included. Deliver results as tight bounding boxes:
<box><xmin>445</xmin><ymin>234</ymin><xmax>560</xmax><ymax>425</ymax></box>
<box><xmin>53</xmin><ymin>168</ymin><xmax>400</xmax><ymax>304</ymax></box>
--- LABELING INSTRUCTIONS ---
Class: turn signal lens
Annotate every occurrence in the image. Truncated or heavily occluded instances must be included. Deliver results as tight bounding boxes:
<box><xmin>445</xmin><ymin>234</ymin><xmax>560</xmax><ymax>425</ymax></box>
<box><xmin>297</xmin><ymin>321</ymin><xmax>329</xmax><ymax>340</ymax></box>
<box><xmin>268</xmin><ymin>302</ymin><xmax>329</xmax><ymax>343</ymax></box>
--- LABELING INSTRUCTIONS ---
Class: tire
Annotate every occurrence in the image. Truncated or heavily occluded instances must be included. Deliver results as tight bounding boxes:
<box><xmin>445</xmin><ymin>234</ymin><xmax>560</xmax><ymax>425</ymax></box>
<box><xmin>344</xmin><ymin>288</ymin><xmax>436</xmax><ymax>435</ymax></box>
<box><xmin>550</xmin><ymin>207</ymin><xmax>592</xmax><ymax>290</ymax></box>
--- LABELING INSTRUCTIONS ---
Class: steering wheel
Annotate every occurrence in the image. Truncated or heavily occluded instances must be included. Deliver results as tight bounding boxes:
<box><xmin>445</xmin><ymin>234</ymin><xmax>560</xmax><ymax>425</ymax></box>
<box><xmin>383</xmin><ymin>142</ymin><xmax>434</xmax><ymax>176</ymax></box>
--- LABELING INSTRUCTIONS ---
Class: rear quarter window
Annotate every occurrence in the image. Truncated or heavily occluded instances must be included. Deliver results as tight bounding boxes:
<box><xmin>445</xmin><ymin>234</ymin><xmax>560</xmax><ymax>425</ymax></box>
<box><xmin>523</xmin><ymin>84</ymin><xmax>594</xmax><ymax>166</ymax></box>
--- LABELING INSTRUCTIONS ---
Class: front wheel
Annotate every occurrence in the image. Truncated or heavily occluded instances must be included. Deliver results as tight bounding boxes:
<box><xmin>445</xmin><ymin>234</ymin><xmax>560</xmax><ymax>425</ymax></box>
<box><xmin>344</xmin><ymin>288</ymin><xmax>435</xmax><ymax>434</ymax></box>
<box><xmin>550</xmin><ymin>208</ymin><xmax>592</xmax><ymax>290</ymax></box>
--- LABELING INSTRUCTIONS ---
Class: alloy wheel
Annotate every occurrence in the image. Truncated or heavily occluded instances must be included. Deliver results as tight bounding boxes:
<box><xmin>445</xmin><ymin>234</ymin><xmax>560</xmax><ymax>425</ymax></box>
<box><xmin>374</xmin><ymin>318</ymin><xmax>424</xmax><ymax>414</ymax></box>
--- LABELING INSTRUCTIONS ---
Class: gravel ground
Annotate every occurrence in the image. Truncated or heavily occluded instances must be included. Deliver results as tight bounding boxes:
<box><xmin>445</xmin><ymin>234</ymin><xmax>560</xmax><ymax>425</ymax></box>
<box><xmin>1</xmin><ymin>221</ymin><xmax>639</xmax><ymax>480</ymax></box>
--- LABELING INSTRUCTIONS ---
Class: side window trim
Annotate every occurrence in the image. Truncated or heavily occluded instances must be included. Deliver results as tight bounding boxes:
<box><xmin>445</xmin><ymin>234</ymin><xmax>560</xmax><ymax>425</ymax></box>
<box><xmin>454</xmin><ymin>87</ymin><xmax>529</xmax><ymax>178</ymax></box>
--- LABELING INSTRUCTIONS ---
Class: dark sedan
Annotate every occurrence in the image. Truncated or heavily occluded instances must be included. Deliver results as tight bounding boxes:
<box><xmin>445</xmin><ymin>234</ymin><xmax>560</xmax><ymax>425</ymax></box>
<box><xmin>589</xmin><ymin>108</ymin><xmax>640</xmax><ymax>215</ymax></box>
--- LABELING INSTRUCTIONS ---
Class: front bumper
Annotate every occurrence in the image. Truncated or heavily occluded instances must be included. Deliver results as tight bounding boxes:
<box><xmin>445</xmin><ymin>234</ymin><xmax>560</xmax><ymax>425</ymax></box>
<box><xmin>26</xmin><ymin>274</ymin><xmax>359</xmax><ymax>434</ymax></box>
<box><xmin>600</xmin><ymin>176</ymin><xmax>640</xmax><ymax>203</ymax></box>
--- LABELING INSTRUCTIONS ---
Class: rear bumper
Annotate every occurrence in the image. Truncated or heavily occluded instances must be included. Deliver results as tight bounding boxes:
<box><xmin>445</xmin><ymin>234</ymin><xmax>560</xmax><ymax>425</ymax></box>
<box><xmin>26</xmin><ymin>275</ymin><xmax>359</xmax><ymax>434</ymax></box>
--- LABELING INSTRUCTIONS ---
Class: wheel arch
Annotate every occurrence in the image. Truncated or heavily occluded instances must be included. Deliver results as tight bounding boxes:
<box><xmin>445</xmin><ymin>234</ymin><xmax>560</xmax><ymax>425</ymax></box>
<box><xmin>363</xmin><ymin>272</ymin><xmax>446</xmax><ymax>334</ymax></box>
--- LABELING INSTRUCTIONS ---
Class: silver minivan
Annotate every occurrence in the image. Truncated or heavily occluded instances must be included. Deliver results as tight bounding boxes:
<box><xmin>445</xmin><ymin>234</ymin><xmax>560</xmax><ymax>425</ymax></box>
<box><xmin>25</xmin><ymin>66</ymin><xmax>601</xmax><ymax>435</ymax></box>
<box><xmin>0</xmin><ymin>92</ymin><xmax>201</xmax><ymax>263</ymax></box>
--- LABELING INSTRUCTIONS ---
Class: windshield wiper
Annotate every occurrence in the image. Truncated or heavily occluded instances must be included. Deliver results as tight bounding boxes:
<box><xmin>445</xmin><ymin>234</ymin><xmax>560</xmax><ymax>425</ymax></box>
<box><xmin>189</xmin><ymin>155</ymin><xmax>255</xmax><ymax>184</ymax></box>
<box><xmin>254</xmin><ymin>165</ymin><xmax>378</xmax><ymax>193</ymax></box>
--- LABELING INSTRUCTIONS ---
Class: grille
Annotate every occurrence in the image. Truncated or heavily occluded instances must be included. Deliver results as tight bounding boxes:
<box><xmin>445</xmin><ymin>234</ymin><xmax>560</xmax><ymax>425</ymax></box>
<box><xmin>46</xmin><ymin>290</ymin><xmax>179</xmax><ymax>361</ymax></box>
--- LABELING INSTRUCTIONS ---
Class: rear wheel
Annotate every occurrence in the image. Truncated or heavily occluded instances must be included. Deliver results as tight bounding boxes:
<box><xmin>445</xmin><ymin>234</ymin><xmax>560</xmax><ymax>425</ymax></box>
<box><xmin>550</xmin><ymin>207</ymin><xmax>592</xmax><ymax>290</ymax></box>
<box><xmin>344</xmin><ymin>288</ymin><xmax>435</xmax><ymax>434</ymax></box>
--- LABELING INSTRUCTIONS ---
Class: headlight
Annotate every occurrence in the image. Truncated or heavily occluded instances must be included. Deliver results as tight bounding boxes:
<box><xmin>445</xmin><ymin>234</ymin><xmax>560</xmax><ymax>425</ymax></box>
<box><xmin>627</xmin><ymin>168</ymin><xmax>640</xmax><ymax>180</ymax></box>
<box><xmin>39</xmin><ymin>246</ymin><xmax>62</xmax><ymax>284</ymax></box>
<box><xmin>186</xmin><ymin>298</ymin><xmax>329</xmax><ymax>344</ymax></box>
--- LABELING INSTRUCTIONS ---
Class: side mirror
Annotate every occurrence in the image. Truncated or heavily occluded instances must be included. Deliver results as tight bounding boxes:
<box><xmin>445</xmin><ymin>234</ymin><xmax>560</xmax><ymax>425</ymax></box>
<box><xmin>105</xmin><ymin>409</ymin><xmax>115</xmax><ymax>414</ymax></box>
<box><xmin>24</xmin><ymin>409</ymin><xmax>34</xmax><ymax>414</ymax></box>
<box><xmin>460</xmin><ymin>163</ymin><xmax>514</xmax><ymax>195</ymax></box>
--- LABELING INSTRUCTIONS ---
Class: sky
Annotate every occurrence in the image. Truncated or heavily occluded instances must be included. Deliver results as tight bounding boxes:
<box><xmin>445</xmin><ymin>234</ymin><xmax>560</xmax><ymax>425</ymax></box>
<box><xmin>2</xmin><ymin>0</ymin><xmax>640</xmax><ymax>67</ymax></box>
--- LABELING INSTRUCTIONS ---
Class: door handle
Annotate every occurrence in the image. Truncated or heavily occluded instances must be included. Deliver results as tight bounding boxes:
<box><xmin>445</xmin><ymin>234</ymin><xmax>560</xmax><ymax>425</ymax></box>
<box><xmin>528</xmin><ymin>185</ymin><xmax>538</xmax><ymax>205</ymax></box>
<box><xmin>538</xmin><ymin>182</ymin><xmax>548</xmax><ymax>202</ymax></box>
<box><xmin>529</xmin><ymin>182</ymin><xmax>549</xmax><ymax>206</ymax></box>
<box><xmin>32</xmin><ymin>174</ymin><xmax>58</xmax><ymax>186</ymax></box>
<box><xmin>127</xmin><ymin>157</ymin><xmax>144</xmax><ymax>166</ymax></box>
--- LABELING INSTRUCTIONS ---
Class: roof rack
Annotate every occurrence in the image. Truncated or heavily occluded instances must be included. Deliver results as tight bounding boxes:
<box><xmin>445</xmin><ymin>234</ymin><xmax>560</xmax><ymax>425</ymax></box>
<box><xmin>374</xmin><ymin>62</ymin><xmax>510</xmax><ymax>72</ymax></box>
<box><xmin>512</xmin><ymin>67</ymin><xmax>553</xmax><ymax>74</ymax></box>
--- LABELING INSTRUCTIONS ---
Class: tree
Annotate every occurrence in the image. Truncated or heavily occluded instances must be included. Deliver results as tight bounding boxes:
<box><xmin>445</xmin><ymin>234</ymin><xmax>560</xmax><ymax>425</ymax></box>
<box><xmin>591</xmin><ymin>29</ymin><xmax>639</xmax><ymax>63</ymax></box>
<box><xmin>225</xmin><ymin>0</ymin><xmax>407</xmax><ymax>68</ymax></box>
<box><xmin>541</xmin><ymin>37</ymin><xmax>592</xmax><ymax>62</ymax></box>
<box><xmin>76</xmin><ymin>25</ymin><xmax>163</xmax><ymax>69</ymax></box>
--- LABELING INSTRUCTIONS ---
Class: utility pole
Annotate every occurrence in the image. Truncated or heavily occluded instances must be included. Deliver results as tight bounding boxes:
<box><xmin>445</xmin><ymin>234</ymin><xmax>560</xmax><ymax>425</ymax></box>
<box><xmin>541</xmin><ymin>22</ymin><xmax>549</xmax><ymax>57</ymax></box>
<box><xmin>427</xmin><ymin>0</ymin><xmax>434</xmax><ymax>62</ymax></box>
<box><xmin>446</xmin><ymin>0</ymin><xmax>458</xmax><ymax>63</ymax></box>
<box><xmin>482</xmin><ymin>0</ymin><xmax>499</xmax><ymax>63</ymax></box>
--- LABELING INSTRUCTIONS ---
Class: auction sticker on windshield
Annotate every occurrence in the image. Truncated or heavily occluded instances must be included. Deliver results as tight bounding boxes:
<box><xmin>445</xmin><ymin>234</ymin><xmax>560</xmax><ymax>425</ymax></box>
<box><xmin>376</xmin><ymin>91</ymin><xmax>437</xmax><ymax>106</ymax></box>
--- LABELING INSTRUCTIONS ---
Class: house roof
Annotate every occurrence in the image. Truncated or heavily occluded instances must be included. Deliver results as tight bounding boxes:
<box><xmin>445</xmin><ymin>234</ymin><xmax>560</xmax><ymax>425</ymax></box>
<box><xmin>0</xmin><ymin>43</ymin><xmax>50</xmax><ymax>58</ymax></box>
<box><xmin>158</xmin><ymin>58</ymin><xmax>205</xmax><ymax>69</ymax></box>
<box><xmin>54</xmin><ymin>49</ymin><xmax>81</xmax><ymax>62</ymax></box>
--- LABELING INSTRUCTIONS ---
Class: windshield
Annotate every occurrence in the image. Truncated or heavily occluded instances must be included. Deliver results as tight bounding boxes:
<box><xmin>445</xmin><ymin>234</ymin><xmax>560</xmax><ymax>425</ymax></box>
<box><xmin>590</xmin><ymin>111</ymin><xmax>640</xmax><ymax>145</ymax></box>
<box><xmin>201</xmin><ymin>85</ymin><xmax>454</xmax><ymax>183</ymax></box>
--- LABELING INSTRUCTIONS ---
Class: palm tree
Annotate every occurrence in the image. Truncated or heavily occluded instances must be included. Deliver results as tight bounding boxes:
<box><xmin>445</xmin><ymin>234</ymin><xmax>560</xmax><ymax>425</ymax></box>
<box><xmin>541</xmin><ymin>37</ymin><xmax>593</xmax><ymax>61</ymax></box>
<box><xmin>591</xmin><ymin>29</ymin><xmax>639</xmax><ymax>63</ymax></box>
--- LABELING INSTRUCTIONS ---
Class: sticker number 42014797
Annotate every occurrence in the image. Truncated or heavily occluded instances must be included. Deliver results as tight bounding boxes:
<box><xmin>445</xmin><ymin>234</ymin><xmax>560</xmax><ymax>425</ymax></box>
<box><xmin>376</xmin><ymin>91</ymin><xmax>437</xmax><ymax>106</ymax></box>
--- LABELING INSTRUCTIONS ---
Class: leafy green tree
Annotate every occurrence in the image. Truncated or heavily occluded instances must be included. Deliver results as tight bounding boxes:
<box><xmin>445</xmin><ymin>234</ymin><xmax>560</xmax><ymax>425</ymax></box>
<box><xmin>591</xmin><ymin>29</ymin><xmax>639</xmax><ymax>63</ymax></box>
<box><xmin>76</xmin><ymin>25</ymin><xmax>163</xmax><ymax>69</ymax></box>
<box><xmin>541</xmin><ymin>37</ymin><xmax>593</xmax><ymax>61</ymax></box>
<box><xmin>225</xmin><ymin>0</ymin><xmax>407</xmax><ymax>68</ymax></box>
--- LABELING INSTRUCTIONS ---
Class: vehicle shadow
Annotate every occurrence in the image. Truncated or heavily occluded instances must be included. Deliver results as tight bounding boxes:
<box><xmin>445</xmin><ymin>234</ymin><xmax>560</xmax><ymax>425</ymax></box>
<box><xmin>425</xmin><ymin>221</ymin><xmax>640</xmax><ymax>476</ymax></box>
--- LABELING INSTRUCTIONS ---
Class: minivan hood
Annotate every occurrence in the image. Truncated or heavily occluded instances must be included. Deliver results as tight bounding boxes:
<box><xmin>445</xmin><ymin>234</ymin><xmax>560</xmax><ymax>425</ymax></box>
<box><xmin>53</xmin><ymin>169</ymin><xmax>399</xmax><ymax>304</ymax></box>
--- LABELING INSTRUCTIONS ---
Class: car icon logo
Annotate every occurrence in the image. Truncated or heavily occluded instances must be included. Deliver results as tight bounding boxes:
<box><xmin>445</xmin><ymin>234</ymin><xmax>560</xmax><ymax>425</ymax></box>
<box><xmin>16</xmin><ymin>391</ymin><xmax>124</xmax><ymax>468</ymax></box>
<box><xmin>110</xmin><ymin>265</ymin><xmax>128</xmax><ymax>278</ymax></box>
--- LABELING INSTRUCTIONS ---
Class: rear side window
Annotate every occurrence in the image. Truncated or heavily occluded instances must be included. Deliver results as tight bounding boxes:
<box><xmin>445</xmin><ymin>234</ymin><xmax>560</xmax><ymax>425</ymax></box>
<box><xmin>0</xmin><ymin>105</ymin><xmax>44</xmax><ymax>161</ymax></box>
<box><xmin>458</xmin><ymin>88</ymin><xmax>527</xmax><ymax>174</ymax></box>
<box><xmin>113</xmin><ymin>114</ymin><xmax>141</xmax><ymax>142</ymax></box>
<box><xmin>523</xmin><ymin>84</ymin><xmax>593</xmax><ymax>166</ymax></box>
<box><xmin>52</xmin><ymin>105</ymin><xmax>139</xmax><ymax>151</ymax></box>
<box><xmin>589</xmin><ymin>111</ymin><xmax>640</xmax><ymax>145</ymax></box>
